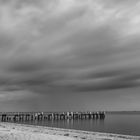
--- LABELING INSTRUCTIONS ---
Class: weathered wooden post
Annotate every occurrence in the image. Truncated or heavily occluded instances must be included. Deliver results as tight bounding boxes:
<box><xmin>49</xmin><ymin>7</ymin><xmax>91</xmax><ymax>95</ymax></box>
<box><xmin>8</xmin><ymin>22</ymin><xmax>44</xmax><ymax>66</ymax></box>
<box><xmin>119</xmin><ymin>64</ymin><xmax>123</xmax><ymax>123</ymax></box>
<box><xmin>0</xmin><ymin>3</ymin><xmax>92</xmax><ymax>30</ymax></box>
<box><xmin>2</xmin><ymin>114</ymin><xmax>7</xmax><ymax>122</ymax></box>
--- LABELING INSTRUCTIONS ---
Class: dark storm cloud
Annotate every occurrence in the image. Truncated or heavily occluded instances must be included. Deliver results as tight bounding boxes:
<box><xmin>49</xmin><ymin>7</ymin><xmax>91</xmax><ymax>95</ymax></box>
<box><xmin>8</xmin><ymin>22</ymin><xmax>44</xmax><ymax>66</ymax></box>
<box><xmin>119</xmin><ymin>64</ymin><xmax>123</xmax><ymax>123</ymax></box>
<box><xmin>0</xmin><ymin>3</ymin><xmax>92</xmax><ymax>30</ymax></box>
<box><xmin>76</xmin><ymin>72</ymin><xmax>140</xmax><ymax>92</ymax></box>
<box><xmin>9</xmin><ymin>58</ymin><xmax>46</xmax><ymax>73</ymax></box>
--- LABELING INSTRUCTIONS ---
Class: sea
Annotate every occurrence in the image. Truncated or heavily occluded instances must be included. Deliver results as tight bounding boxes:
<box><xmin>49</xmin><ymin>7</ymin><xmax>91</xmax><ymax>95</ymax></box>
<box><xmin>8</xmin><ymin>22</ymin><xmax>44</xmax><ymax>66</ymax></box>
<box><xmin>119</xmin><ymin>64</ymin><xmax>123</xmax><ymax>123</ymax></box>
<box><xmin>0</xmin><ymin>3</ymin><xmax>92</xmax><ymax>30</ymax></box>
<box><xmin>21</xmin><ymin>112</ymin><xmax>140</xmax><ymax>136</ymax></box>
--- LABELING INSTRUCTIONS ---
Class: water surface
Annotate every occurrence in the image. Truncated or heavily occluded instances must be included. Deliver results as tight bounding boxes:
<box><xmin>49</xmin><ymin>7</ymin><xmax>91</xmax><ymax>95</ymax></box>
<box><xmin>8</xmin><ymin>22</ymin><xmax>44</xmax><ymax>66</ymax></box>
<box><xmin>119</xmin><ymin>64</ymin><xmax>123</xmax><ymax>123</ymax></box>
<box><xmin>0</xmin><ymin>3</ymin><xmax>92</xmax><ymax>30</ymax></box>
<box><xmin>22</xmin><ymin>113</ymin><xmax>140</xmax><ymax>136</ymax></box>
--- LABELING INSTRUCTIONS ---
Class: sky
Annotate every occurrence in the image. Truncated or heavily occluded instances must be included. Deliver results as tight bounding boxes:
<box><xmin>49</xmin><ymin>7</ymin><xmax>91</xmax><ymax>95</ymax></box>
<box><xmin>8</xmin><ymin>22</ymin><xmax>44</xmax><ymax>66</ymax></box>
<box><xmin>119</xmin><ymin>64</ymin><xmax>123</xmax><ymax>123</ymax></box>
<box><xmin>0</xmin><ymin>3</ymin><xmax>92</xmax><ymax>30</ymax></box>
<box><xmin>0</xmin><ymin>0</ymin><xmax>140</xmax><ymax>112</ymax></box>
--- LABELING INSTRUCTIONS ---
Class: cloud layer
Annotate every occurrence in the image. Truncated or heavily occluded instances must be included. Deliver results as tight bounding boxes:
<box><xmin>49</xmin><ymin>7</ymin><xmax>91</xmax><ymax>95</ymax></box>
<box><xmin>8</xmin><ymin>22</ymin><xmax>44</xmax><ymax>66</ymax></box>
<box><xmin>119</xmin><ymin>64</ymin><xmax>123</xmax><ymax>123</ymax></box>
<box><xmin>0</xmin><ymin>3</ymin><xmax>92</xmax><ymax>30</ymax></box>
<box><xmin>0</xmin><ymin>0</ymin><xmax>140</xmax><ymax>111</ymax></box>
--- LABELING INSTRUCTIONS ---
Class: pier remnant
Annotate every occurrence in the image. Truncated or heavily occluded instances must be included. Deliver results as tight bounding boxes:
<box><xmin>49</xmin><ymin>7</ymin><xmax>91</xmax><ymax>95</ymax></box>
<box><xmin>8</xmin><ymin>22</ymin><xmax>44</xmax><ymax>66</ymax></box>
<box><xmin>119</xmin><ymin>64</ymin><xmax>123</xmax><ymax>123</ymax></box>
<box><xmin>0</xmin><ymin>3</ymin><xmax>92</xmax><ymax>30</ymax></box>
<box><xmin>0</xmin><ymin>111</ymin><xmax>105</xmax><ymax>122</ymax></box>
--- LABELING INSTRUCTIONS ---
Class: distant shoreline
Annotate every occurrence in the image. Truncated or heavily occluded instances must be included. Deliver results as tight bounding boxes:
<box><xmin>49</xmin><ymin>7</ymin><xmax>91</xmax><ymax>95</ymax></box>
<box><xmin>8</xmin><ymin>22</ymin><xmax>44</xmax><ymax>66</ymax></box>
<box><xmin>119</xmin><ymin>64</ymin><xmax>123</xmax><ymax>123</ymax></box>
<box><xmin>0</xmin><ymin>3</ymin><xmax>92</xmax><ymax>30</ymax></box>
<box><xmin>0</xmin><ymin>122</ymin><xmax>139</xmax><ymax>140</ymax></box>
<box><xmin>106</xmin><ymin>111</ymin><xmax>140</xmax><ymax>114</ymax></box>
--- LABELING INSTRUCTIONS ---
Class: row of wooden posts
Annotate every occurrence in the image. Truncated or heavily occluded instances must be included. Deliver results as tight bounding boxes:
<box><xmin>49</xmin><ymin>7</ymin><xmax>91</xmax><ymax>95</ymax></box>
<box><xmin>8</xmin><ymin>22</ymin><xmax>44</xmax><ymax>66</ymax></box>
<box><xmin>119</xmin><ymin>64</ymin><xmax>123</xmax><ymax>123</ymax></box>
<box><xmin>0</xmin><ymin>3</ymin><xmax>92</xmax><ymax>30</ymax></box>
<box><xmin>1</xmin><ymin>112</ymin><xmax>105</xmax><ymax>122</ymax></box>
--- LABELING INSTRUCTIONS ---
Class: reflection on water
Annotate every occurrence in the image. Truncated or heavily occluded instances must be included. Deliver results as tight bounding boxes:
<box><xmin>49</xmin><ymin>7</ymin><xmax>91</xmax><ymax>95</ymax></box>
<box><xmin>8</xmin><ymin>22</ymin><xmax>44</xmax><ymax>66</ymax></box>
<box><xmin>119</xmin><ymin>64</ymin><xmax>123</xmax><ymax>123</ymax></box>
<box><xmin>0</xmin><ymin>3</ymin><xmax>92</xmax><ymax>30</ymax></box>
<box><xmin>20</xmin><ymin>113</ymin><xmax>140</xmax><ymax>136</ymax></box>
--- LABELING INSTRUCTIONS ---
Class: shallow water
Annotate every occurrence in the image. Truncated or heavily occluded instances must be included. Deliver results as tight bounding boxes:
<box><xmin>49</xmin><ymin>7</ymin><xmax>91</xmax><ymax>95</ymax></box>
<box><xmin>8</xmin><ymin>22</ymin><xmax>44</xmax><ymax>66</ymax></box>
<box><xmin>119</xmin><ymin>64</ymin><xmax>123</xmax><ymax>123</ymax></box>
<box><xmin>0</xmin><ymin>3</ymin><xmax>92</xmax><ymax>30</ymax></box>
<box><xmin>20</xmin><ymin>113</ymin><xmax>140</xmax><ymax>136</ymax></box>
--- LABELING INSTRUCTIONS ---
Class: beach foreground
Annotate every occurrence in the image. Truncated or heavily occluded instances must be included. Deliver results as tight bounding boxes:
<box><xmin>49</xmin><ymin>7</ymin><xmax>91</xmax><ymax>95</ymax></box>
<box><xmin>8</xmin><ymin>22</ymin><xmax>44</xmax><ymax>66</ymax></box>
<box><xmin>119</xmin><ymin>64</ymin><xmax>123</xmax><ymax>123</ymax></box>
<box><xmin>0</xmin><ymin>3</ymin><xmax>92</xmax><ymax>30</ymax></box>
<box><xmin>0</xmin><ymin>123</ymin><xmax>139</xmax><ymax>140</ymax></box>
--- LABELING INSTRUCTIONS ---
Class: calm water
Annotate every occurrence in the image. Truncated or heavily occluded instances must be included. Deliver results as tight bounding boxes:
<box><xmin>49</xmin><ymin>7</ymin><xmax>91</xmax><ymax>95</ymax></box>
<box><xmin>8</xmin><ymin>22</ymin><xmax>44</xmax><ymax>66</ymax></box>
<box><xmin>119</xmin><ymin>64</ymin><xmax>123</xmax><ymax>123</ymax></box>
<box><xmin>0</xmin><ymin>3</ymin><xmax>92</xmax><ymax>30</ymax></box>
<box><xmin>22</xmin><ymin>113</ymin><xmax>140</xmax><ymax>136</ymax></box>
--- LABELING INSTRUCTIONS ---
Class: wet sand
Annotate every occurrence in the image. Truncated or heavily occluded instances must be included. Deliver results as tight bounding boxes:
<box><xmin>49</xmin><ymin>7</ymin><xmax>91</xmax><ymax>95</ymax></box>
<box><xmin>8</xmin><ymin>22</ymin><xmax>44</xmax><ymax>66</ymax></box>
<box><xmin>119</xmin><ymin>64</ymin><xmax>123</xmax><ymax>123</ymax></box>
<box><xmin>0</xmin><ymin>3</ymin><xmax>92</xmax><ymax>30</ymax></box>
<box><xmin>0</xmin><ymin>122</ymin><xmax>139</xmax><ymax>140</ymax></box>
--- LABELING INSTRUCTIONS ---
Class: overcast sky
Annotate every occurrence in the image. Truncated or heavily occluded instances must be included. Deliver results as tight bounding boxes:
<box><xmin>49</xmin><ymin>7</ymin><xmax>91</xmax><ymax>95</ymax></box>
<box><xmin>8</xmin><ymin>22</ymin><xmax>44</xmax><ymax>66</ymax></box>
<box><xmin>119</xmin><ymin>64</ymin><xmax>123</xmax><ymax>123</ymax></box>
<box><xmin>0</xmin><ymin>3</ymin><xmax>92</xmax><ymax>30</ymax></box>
<box><xmin>0</xmin><ymin>0</ymin><xmax>140</xmax><ymax>112</ymax></box>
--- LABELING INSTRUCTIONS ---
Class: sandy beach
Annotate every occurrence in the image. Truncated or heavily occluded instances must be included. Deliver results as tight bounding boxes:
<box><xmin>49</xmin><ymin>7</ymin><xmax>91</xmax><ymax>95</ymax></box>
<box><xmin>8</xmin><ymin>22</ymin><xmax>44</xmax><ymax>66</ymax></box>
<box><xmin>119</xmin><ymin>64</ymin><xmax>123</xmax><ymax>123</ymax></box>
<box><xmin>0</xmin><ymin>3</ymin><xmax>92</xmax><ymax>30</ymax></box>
<box><xmin>0</xmin><ymin>123</ymin><xmax>139</xmax><ymax>140</ymax></box>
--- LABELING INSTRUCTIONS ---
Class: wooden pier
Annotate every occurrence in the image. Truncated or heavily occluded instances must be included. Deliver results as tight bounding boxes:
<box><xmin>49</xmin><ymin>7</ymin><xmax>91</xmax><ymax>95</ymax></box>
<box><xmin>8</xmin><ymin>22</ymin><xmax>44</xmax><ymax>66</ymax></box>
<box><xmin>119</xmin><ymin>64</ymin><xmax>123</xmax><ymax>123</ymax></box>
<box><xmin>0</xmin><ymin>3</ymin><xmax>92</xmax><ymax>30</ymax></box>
<box><xmin>0</xmin><ymin>111</ymin><xmax>105</xmax><ymax>122</ymax></box>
